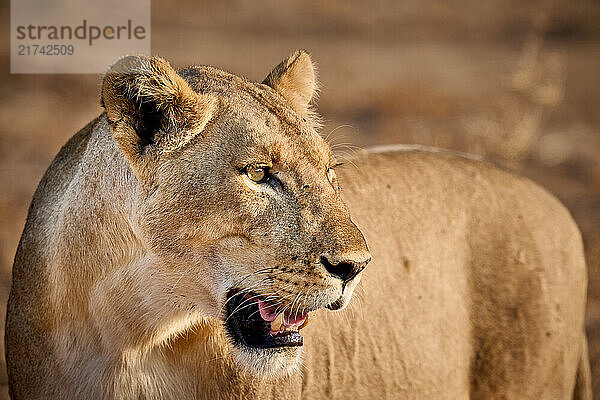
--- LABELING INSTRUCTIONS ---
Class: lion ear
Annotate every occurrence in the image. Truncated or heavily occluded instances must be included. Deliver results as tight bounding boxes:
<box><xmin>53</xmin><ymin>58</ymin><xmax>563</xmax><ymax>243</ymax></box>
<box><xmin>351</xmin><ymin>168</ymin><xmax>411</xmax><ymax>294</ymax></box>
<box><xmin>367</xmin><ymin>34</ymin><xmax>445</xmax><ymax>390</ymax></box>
<box><xmin>101</xmin><ymin>55</ymin><xmax>215</xmax><ymax>163</ymax></box>
<box><xmin>262</xmin><ymin>50</ymin><xmax>317</xmax><ymax>116</ymax></box>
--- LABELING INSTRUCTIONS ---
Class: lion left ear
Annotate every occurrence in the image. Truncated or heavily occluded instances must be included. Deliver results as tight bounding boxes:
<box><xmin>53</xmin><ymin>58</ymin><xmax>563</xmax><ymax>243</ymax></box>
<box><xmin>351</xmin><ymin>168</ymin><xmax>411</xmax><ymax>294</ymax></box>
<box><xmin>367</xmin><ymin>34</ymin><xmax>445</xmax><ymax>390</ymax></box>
<box><xmin>262</xmin><ymin>50</ymin><xmax>317</xmax><ymax>116</ymax></box>
<box><xmin>101</xmin><ymin>55</ymin><xmax>215</xmax><ymax>165</ymax></box>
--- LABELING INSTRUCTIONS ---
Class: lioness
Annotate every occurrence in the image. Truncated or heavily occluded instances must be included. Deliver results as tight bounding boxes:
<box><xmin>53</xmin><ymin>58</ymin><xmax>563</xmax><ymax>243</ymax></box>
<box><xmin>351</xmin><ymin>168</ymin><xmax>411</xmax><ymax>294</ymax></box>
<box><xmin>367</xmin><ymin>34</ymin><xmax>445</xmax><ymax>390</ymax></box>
<box><xmin>5</xmin><ymin>51</ymin><xmax>591</xmax><ymax>399</ymax></box>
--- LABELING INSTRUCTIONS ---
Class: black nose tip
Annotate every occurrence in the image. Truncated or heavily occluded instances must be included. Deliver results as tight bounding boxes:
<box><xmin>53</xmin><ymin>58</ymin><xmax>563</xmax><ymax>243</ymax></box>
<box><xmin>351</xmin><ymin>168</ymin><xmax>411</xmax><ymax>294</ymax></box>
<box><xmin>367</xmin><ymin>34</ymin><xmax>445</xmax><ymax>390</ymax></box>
<box><xmin>320</xmin><ymin>255</ymin><xmax>370</xmax><ymax>282</ymax></box>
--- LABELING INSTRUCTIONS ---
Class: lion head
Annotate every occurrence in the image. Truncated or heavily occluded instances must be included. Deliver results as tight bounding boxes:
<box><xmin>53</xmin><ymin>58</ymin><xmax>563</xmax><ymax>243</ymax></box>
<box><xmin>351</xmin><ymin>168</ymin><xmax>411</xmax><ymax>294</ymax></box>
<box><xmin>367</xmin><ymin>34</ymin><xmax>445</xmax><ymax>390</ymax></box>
<box><xmin>101</xmin><ymin>50</ymin><xmax>371</xmax><ymax>377</ymax></box>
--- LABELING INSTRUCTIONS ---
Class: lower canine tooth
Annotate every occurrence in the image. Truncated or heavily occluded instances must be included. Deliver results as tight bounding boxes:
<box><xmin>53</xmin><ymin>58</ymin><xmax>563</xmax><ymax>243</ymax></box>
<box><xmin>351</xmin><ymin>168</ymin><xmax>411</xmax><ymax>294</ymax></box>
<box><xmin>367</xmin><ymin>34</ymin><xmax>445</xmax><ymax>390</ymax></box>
<box><xmin>298</xmin><ymin>315</ymin><xmax>310</xmax><ymax>330</ymax></box>
<box><xmin>271</xmin><ymin>314</ymin><xmax>283</xmax><ymax>332</ymax></box>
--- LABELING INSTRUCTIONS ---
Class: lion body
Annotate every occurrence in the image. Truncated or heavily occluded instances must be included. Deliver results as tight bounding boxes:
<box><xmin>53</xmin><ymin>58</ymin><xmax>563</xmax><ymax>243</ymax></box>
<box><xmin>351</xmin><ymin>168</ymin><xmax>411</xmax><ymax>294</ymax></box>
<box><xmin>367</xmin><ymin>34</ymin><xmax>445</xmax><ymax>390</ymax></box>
<box><xmin>5</xmin><ymin>54</ymin><xmax>590</xmax><ymax>399</ymax></box>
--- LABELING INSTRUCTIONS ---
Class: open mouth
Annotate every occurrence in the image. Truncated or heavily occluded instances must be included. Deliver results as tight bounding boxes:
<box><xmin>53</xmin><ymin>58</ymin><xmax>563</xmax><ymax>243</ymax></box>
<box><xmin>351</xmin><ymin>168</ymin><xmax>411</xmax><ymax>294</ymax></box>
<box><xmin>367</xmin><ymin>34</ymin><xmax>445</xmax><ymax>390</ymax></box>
<box><xmin>225</xmin><ymin>290</ymin><xmax>311</xmax><ymax>349</ymax></box>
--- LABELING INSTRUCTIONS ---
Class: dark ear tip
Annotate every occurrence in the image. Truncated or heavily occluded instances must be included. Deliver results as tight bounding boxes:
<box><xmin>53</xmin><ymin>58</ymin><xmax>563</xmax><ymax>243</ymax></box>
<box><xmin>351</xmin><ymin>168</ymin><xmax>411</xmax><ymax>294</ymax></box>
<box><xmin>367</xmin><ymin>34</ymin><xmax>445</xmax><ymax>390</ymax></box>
<box><xmin>288</xmin><ymin>49</ymin><xmax>312</xmax><ymax>65</ymax></box>
<box><xmin>295</xmin><ymin>49</ymin><xmax>311</xmax><ymax>57</ymax></box>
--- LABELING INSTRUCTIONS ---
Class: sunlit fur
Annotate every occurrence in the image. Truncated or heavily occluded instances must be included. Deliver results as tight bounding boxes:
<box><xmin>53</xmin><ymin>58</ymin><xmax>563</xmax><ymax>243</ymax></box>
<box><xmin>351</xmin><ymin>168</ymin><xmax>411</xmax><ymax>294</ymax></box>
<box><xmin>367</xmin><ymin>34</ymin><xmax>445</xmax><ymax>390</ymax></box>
<box><xmin>5</xmin><ymin>51</ymin><xmax>371</xmax><ymax>399</ymax></box>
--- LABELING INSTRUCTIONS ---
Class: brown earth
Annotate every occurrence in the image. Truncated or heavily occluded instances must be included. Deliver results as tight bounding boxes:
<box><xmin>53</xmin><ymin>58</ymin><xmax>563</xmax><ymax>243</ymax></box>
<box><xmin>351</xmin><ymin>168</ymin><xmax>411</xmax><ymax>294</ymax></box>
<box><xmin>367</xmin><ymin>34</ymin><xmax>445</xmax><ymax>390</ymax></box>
<box><xmin>0</xmin><ymin>0</ymin><xmax>599</xmax><ymax>398</ymax></box>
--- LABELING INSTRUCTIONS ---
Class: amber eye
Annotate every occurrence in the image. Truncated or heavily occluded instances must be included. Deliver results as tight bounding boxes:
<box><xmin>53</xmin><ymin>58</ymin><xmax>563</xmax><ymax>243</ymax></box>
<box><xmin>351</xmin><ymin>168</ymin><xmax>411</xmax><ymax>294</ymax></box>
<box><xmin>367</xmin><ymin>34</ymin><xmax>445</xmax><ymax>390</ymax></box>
<box><xmin>246</xmin><ymin>166</ymin><xmax>268</xmax><ymax>183</ymax></box>
<box><xmin>326</xmin><ymin>168</ymin><xmax>337</xmax><ymax>184</ymax></box>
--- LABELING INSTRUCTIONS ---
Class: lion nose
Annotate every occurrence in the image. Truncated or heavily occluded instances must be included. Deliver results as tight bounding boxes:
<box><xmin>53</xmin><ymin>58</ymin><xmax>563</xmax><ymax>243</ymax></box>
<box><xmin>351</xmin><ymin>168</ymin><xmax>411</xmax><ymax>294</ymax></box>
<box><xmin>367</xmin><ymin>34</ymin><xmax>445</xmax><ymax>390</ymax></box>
<box><xmin>320</xmin><ymin>255</ymin><xmax>371</xmax><ymax>283</ymax></box>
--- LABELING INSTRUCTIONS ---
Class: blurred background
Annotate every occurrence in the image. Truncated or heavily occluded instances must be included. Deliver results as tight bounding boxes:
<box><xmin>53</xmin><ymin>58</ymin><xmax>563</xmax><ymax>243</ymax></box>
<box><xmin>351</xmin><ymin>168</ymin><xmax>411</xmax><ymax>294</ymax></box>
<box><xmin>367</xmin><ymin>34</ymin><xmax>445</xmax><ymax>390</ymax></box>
<box><xmin>1</xmin><ymin>0</ymin><xmax>599</xmax><ymax>397</ymax></box>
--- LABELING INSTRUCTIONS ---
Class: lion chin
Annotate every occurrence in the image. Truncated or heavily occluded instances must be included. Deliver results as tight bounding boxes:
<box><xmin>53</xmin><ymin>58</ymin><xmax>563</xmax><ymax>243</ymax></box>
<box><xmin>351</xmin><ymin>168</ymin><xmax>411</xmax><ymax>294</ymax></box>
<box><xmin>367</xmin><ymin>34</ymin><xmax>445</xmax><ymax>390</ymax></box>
<box><xmin>231</xmin><ymin>345</ymin><xmax>303</xmax><ymax>379</ymax></box>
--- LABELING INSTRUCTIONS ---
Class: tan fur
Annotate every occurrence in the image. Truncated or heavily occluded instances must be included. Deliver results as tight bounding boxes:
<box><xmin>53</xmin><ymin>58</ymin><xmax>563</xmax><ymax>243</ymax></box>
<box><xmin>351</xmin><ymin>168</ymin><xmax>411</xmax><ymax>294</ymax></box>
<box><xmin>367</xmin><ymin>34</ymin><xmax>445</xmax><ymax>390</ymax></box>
<box><xmin>5</xmin><ymin>52</ymin><xmax>590</xmax><ymax>399</ymax></box>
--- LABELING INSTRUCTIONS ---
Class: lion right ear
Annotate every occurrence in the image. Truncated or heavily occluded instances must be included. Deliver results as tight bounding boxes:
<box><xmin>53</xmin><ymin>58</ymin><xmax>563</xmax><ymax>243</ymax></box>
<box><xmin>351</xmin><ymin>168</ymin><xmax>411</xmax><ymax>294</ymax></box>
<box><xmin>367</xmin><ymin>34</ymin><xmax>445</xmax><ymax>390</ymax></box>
<box><xmin>101</xmin><ymin>55</ymin><xmax>215</xmax><ymax>164</ymax></box>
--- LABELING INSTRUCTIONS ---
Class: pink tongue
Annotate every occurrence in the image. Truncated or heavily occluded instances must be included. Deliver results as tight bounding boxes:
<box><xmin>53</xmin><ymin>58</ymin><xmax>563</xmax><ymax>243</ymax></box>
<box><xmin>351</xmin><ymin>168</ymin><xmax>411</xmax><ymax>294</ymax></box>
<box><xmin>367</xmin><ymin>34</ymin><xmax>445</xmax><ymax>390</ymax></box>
<box><xmin>258</xmin><ymin>299</ymin><xmax>308</xmax><ymax>326</ymax></box>
<box><xmin>258</xmin><ymin>299</ymin><xmax>278</xmax><ymax>321</ymax></box>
